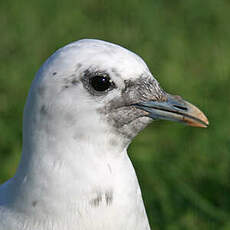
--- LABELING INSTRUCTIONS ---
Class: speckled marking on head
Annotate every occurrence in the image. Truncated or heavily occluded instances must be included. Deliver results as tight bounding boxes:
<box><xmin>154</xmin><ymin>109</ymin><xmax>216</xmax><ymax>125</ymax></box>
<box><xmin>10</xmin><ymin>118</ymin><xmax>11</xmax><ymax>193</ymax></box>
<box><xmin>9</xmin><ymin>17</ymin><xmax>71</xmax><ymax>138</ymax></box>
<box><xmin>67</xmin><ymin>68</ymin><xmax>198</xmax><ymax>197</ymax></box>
<box><xmin>98</xmin><ymin>75</ymin><xmax>167</xmax><ymax>140</ymax></box>
<box><xmin>121</xmin><ymin>75</ymin><xmax>167</xmax><ymax>103</ymax></box>
<box><xmin>111</xmin><ymin>67</ymin><xmax>121</xmax><ymax>78</ymax></box>
<box><xmin>62</xmin><ymin>74</ymin><xmax>80</xmax><ymax>89</ymax></box>
<box><xmin>32</xmin><ymin>200</ymin><xmax>38</xmax><ymax>207</ymax></box>
<box><xmin>40</xmin><ymin>105</ymin><xmax>48</xmax><ymax>116</ymax></box>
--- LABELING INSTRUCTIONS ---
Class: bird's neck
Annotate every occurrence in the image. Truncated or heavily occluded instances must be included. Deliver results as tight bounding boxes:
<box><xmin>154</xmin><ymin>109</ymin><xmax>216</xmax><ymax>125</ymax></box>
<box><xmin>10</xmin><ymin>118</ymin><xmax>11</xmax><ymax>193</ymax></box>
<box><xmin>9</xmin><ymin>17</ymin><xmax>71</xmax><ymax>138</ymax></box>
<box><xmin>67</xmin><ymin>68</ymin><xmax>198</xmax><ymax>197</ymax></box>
<box><xmin>1</xmin><ymin>138</ymin><xmax>151</xmax><ymax>229</ymax></box>
<box><xmin>4</xmin><ymin>129</ymin><xmax>139</xmax><ymax>216</ymax></box>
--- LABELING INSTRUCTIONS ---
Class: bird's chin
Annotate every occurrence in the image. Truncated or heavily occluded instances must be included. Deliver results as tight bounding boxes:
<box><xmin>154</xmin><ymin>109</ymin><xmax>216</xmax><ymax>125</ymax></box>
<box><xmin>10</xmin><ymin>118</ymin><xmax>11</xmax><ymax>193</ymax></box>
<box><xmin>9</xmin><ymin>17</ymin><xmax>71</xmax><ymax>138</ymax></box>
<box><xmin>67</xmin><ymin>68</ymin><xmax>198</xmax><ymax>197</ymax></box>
<box><xmin>129</xmin><ymin>115</ymin><xmax>153</xmax><ymax>134</ymax></box>
<box><xmin>105</xmin><ymin>105</ymin><xmax>152</xmax><ymax>141</ymax></box>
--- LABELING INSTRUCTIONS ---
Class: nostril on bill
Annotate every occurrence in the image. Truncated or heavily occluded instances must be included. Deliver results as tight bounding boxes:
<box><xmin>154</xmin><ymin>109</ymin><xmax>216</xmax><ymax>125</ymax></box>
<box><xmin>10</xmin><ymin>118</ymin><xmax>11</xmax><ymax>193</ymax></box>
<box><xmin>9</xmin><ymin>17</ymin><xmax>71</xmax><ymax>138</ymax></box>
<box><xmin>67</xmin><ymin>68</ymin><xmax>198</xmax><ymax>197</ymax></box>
<box><xmin>173</xmin><ymin>105</ymin><xmax>188</xmax><ymax>111</ymax></box>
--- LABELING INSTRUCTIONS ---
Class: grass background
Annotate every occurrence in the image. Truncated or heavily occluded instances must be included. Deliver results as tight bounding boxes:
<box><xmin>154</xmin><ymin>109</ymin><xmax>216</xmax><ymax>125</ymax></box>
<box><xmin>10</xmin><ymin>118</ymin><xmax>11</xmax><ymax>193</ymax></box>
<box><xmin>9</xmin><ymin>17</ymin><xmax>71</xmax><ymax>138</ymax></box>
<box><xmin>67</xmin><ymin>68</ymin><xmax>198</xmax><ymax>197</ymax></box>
<box><xmin>0</xmin><ymin>0</ymin><xmax>230</xmax><ymax>229</ymax></box>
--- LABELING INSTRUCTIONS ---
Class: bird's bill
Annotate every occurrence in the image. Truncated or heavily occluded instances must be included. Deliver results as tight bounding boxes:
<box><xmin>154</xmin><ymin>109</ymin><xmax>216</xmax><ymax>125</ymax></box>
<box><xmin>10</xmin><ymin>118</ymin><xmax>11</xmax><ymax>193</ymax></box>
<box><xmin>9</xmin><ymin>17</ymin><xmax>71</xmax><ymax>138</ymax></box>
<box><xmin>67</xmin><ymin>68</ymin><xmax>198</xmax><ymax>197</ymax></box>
<box><xmin>134</xmin><ymin>94</ymin><xmax>209</xmax><ymax>128</ymax></box>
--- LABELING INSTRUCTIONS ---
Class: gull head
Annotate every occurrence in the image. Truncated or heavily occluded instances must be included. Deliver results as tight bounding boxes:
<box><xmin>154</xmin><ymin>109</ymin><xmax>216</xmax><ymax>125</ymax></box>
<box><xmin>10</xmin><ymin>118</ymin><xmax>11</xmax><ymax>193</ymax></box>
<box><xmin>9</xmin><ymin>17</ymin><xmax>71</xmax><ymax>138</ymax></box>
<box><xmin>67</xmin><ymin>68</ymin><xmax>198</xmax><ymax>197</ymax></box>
<box><xmin>23</xmin><ymin>39</ymin><xmax>208</xmax><ymax>154</ymax></box>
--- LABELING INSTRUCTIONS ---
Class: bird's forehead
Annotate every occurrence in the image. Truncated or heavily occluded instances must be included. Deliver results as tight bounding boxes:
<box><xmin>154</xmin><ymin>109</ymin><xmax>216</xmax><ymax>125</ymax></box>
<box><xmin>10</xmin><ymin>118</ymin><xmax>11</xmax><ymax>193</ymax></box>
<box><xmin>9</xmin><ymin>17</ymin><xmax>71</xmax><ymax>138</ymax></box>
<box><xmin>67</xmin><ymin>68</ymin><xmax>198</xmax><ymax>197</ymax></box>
<box><xmin>51</xmin><ymin>39</ymin><xmax>150</xmax><ymax>81</ymax></box>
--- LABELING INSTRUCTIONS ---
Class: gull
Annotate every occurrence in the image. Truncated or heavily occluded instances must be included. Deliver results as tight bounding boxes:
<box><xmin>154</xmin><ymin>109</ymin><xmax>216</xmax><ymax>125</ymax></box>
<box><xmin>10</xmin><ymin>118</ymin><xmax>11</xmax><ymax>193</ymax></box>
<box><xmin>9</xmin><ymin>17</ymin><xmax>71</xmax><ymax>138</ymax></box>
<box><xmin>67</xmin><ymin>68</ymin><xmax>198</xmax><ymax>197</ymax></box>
<box><xmin>0</xmin><ymin>39</ymin><xmax>208</xmax><ymax>230</ymax></box>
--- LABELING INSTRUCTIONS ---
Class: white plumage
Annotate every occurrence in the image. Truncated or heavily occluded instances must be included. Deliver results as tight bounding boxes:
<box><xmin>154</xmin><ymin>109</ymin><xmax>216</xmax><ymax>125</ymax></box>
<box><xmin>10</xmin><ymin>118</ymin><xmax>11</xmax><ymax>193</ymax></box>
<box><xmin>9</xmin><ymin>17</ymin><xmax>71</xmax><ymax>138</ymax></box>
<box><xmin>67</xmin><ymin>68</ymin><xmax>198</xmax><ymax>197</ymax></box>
<box><xmin>0</xmin><ymin>39</ymin><xmax>208</xmax><ymax>230</ymax></box>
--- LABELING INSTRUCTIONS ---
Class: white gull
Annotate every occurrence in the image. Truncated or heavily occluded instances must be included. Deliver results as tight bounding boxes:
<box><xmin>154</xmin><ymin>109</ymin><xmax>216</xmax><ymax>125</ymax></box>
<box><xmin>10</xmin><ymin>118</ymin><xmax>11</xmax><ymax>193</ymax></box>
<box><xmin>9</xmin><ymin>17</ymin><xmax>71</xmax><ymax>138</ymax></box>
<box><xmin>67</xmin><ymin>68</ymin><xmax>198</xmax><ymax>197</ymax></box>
<box><xmin>0</xmin><ymin>39</ymin><xmax>208</xmax><ymax>230</ymax></box>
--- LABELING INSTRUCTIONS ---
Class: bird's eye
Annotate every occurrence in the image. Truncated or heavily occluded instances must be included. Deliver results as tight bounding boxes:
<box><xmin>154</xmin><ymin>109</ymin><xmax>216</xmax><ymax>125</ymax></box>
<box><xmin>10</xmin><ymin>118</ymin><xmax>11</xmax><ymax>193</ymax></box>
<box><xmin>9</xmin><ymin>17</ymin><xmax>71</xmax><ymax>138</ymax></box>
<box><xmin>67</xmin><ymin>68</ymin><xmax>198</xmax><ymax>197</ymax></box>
<box><xmin>90</xmin><ymin>75</ymin><xmax>112</xmax><ymax>92</ymax></box>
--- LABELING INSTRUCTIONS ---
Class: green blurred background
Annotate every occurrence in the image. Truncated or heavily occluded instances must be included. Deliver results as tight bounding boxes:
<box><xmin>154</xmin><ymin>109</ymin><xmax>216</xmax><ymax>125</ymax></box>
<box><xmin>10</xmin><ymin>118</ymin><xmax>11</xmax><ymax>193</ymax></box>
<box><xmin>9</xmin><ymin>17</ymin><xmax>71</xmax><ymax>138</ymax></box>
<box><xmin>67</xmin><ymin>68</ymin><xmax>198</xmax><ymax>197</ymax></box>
<box><xmin>0</xmin><ymin>0</ymin><xmax>229</xmax><ymax>229</ymax></box>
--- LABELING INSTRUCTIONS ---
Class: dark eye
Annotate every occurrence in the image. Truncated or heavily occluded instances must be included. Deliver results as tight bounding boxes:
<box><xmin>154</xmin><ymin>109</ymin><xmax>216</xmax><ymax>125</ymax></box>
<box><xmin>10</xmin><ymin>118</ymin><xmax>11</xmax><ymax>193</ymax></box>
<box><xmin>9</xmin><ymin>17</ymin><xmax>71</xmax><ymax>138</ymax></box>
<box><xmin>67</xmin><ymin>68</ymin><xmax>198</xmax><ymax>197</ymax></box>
<box><xmin>90</xmin><ymin>75</ymin><xmax>112</xmax><ymax>92</ymax></box>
